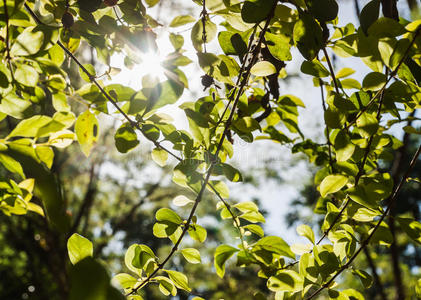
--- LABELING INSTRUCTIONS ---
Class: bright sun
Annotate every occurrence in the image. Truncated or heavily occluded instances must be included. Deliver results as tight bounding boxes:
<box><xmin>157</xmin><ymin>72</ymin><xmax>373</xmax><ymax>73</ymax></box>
<box><xmin>110</xmin><ymin>50</ymin><xmax>167</xmax><ymax>89</ymax></box>
<box><xmin>137</xmin><ymin>51</ymin><xmax>166</xmax><ymax>80</ymax></box>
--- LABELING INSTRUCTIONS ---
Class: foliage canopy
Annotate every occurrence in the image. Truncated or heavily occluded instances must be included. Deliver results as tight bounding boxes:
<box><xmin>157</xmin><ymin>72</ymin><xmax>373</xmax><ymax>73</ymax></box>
<box><xmin>1</xmin><ymin>0</ymin><xmax>421</xmax><ymax>299</ymax></box>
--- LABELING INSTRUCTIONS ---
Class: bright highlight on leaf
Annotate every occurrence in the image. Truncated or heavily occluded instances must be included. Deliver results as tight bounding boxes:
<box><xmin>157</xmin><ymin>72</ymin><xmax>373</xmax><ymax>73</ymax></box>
<box><xmin>67</xmin><ymin>234</ymin><xmax>93</xmax><ymax>265</ymax></box>
<box><xmin>172</xmin><ymin>195</ymin><xmax>193</xmax><ymax>207</ymax></box>
<box><xmin>320</xmin><ymin>175</ymin><xmax>348</xmax><ymax>197</ymax></box>
<box><xmin>75</xmin><ymin>110</ymin><xmax>99</xmax><ymax>157</ymax></box>
<box><xmin>250</xmin><ymin>61</ymin><xmax>277</xmax><ymax>77</ymax></box>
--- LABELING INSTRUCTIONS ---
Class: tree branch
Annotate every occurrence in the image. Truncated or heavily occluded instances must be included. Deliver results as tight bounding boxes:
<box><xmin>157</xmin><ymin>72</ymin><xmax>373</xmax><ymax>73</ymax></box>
<box><xmin>70</xmin><ymin>164</ymin><xmax>97</xmax><ymax>234</ymax></box>
<box><xmin>385</xmin><ymin>111</ymin><xmax>415</xmax><ymax>300</ymax></box>
<box><xmin>346</xmin><ymin>28</ymin><xmax>420</xmax><ymax>129</ymax></box>
<box><xmin>306</xmin><ymin>144</ymin><xmax>421</xmax><ymax>300</ymax></box>
<box><xmin>363</xmin><ymin>246</ymin><xmax>388</xmax><ymax>300</ymax></box>
<box><xmin>128</xmin><ymin>5</ymin><xmax>277</xmax><ymax>295</ymax></box>
<box><xmin>322</xmin><ymin>47</ymin><xmax>340</xmax><ymax>95</ymax></box>
<box><xmin>319</xmin><ymin>79</ymin><xmax>335</xmax><ymax>174</ymax></box>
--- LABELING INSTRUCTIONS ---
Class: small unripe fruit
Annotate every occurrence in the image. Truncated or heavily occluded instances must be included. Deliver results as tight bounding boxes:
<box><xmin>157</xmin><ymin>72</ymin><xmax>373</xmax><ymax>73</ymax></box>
<box><xmin>61</xmin><ymin>12</ymin><xmax>74</xmax><ymax>29</ymax></box>
<box><xmin>201</xmin><ymin>74</ymin><xmax>214</xmax><ymax>91</ymax></box>
<box><xmin>104</xmin><ymin>0</ymin><xmax>118</xmax><ymax>6</ymax></box>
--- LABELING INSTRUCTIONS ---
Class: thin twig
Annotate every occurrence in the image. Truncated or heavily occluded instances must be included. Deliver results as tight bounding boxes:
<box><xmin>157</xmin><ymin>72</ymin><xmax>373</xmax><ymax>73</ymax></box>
<box><xmin>363</xmin><ymin>246</ymin><xmax>388</xmax><ymax>300</ymax></box>
<box><xmin>306</xmin><ymin>144</ymin><xmax>421</xmax><ymax>300</ymax></box>
<box><xmin>319</xmin><ymin>79</ymin><xmax>335</xmax><ymax>173</ymax></box>
<box><xmin>3</xmin><ymin>0</ymin><xmax>14</xmax><ymax>81</ymax></box>
<box><xmin>201</xmin><ymin>0</ymin><xmax>207</xmax><ymax>53</ymax></box>
<box><xmin>346</xmin><ymin>28</ymin><xmax>420</xmax><ymax>129</ymax></box>
<box><xmin>3</xmin><ymin>0</ymin><xmax>10</xmax><ymax>59</ymax></box>
<box><xmin>322</xmin><ymin>47</ymin><xmax>340</xmax><ymax>94</ymax></box>
<box><xmin>316</xmin><ymin>75</ymin><xmax>386</xmax><ymax>245</ymax></box>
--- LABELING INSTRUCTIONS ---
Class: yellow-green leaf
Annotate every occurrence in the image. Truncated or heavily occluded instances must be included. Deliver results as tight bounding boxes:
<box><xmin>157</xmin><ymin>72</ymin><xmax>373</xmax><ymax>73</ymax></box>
<box><xmin>320</xmin><ymin>175</ymin><xmax>348</xmax><ymax>197</ymax></box>
<box><xmin>75</xmin><ymin>110</ymin><xmax>99</xmax><ymax>157</ymax></box>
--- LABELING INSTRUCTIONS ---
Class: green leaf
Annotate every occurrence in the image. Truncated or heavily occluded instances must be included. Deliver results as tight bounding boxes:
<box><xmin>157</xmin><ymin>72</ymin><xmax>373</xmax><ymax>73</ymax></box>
<box><xmin>301</xmin><ymin>60</ymin><xmax>330</xmax><ymax>77</ymax></box>
<box><xmin>70</xmin><ymin>257</ymin><xmax>124</xmax><ymax>300</ymax></box>
<box><xmin>172</xmin><ymin>195</ymin><xmax>194</xmax><ymax>207</ymax></box>
<box><xmin>297</xmin><ymin>224</ymin><xmax>315</xmax><ymax>244</ymax></box>
<box><xmin>7</xmin><ymin>116</ymin><xmax>52</xmax><ymax>138</ymax></box>
<box><xmin>234</xmin><ymin>201</ymin><xmax>259</xmax><ymax>213</ymax></box>
<box><xmin>169</xmin><ymin>33</ymin><xmax>184</xmax><ymax>50</ymax></box>
<box><xmin>267</xmin><ymin>270</ymin><xmax>303</xmax><ymax>292</ymax></box>
<box><xmin>188</xmin><ymin>224</ymin><xmax>207</xmax><ymax>243</ymax></box>
<box><xmin>215</xmin><ymin>163</ymin><xmax>243</xmax><ymax>182</ymax></box>
<box><xmin>114</xmin><ymin>123</ymin><xmax>139</xmax><ymax>153</ymax></box>
<box><xmin>352</xmin><ymin>207</ymin><xmax>380</xmax><ymax>222</ymax></box>
<box><xmin>214</xmin><ymin>245</ymin><xmax>239</xmax><ymax>278</ymax></box>
<box><xmin>218</xmin><ymin>31</ymin><xmax>249</xmax><ymax>57</ymax></box>
<box><xmin>369</xmin><ymin>221</ymin><xmax>393</xmax><ymax>246</ymax></box>
<box><xmin>234</xmin><ymin>117</ymin><xmax>261</xmax><ymax>133</ymax></box>
<box><xmin>352</xmin><ymin>269</ymin><xmax>372</xmax><ymax>288</ymax></box>
<box><xmin>210</xmin><ymin>180</ymin><xmax>229</xmax><ymax>198</ymax></box>
<box><xmin>416</xmin><ymin>279</ymin><xmax>421</xmax><ymax>298</ymax></box>
<box><xmin>307</xmin><ymin>0</ymin><xmax>338</xmax><ymax>22</ymax></box>
<box><xmin>155</xmin><ymin>276</ymin><xmax>177</xmax><ymax>296</ymax></box>
<box><xmin>0</xmin><ymin>153</ymin><xmax>24</xmax><ymax>178</ymax></box>
<box><xmin>156</xmin><ymin>208</ymin><xmax>182</xmax><ymax>224</ymax></box>
<box><xmin>406</xmin><ymin>20</ymin><xmax>421</xmax><ymax>32</ymax></box>
<box><xmin>191</xmin><ymin>18</ymin><xmax>217</xmax><ymax>51</ymax></box>
<box><xmin>15</xmin><ymin>64</ymin><xmax>39</xmax><ymax>86</ymax></box>
<box><xmin>145</xmin><ymin>0</ymin><xmax>160</xmax><ymax>7</ymax></box>
<box><xmin>79</xmin><ymin>64</ymin><xmax>96</xmax><ymax>82</ymax></box>
<box><xmin>112</xmin><ymin>273</ymin><xmax>138</xmax><ymax>290</ymax></box>
<box><xmin>243</xmin><ymin>224</ymin><xmax>264</xmax><ymax>237</ymax></box>
<box><xmin>36</xmin><ymin>146</ymin><xmax>54</xmax><ymax>169</ymax></box>
<box><xmin>368</xmin><ymin>17</ymin><xmax>405</xmax><ymax>38</ymax></box>
<box><xmin>396</xmin><ymin>217</ymin><xmax>421</xmax><ymax>244</ymax></box>
<box><xmin>4</xmin><ymin>144</ymin><xmax>70</xmax><ymax>231</ymax></box>
<box><xmin>336</xmin><ymin>68</ymin><xmax>355</xmax><ymax>78</ymax></box>
<box><xmin>181</xmin><ymin>248</ymin><xmax>201</xmax><ymax>264</ymax></box>
<box><xmin>265</xmin><ymin>32</ymin><xmax>292</xmax><ymax>61</ymax></box>
<box><xmin>48</xmin><ymin>130</ymin><xmax>75</xmax><ymax>148</ymax></box>
<box><xmin>319</xmin><ymin>175</ymin><xmax>348</xmax><ymax>197</ymax></box>
<box><xmin>67</xmin><ymin>233</ymin><xmax>93</xmax><ymax>265</ymax></box>
<box><xmin>153</xmin><ymin>222</ymin><xmax>181</xmax><ymax>240</ymax></box>
<box><xmin>293</xmin><ymin>12</ymin><xmax>323</xmax><ymax>60</ymax></box>
<box><xmin>356</xmin><ymin>112</ymin><xmax>378</xmax><ymax>137</ymax></box>
<box><xmin>359</xmin><ymin>0</ymin><xmax>380</xmax><ymax>35</ymax></box>
<box><xmin>254</xmin><ymin>236</ymin><xmax>295</xmax><ymax>259</ymax></box>
<box><xmin>240</xmin><ymin>211</ymin><xmax>266</xmax><ymax>223</ymax></box>
<box><xmin>77</xmin><ymin>0</ymin><xmax>101</xmax><ymax>12</ymax></box>
<box><xmin>131</xmin><ymin>244</ymin><xmax>156</xmax><ymax>272</ymax></box>
<box><xmin>241</xmin><ymin>0</ymin><xmax>277</xmax><ymax>24</ymax></box>
<box><xmin>10</xmin><ymin>26</ymin><xmax>44</xmax><ymax>56</ymax></box>
<box><xmin>165</xmin><ymin>270</ymin><xmax>191</xmax><ymax>292</ymax></box>
<box><xmin>75</xmin><ymin>110</ymin><xmax>99</xmax><ymax>157</ymax></box>
<box><xmin>341</xmin><ymin>78</ymin><xmax>361</xmax><ymax>89</ymax></box>
<box><xmin>348</xmin><ymin>186</ymin><xmax>379</xmax><ymax>210</ymax></box>
<box><xmin>333</xmin><ymin>130</ymin><xmax>355</xmax><ymax>162</ymax></box>
<box><xmin>362</xmin><ymin>72</ymin><xmax>386</xmax><ymax>91</ymax></box>
<box><xmin>144</xmin><ymin>80</ymin><xmax>184</xmax><ymax>111</ymax></box>
<box><xmin>170</xmin><ymin>15</ymin><xmax>196</xmax><ymax>27</ymax></box>
<box><xmin>250</xmin><ymin>61</ymin><xmax>277</xmax><ymax>77</ymax></box>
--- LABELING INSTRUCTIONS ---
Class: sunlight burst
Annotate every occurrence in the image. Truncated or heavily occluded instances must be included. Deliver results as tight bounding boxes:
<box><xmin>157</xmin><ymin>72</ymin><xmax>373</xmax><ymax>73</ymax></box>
<box><xmin>137</xmin><ymin>51</ymin><xmax>166</xmax><ymax>81</ymax></box>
